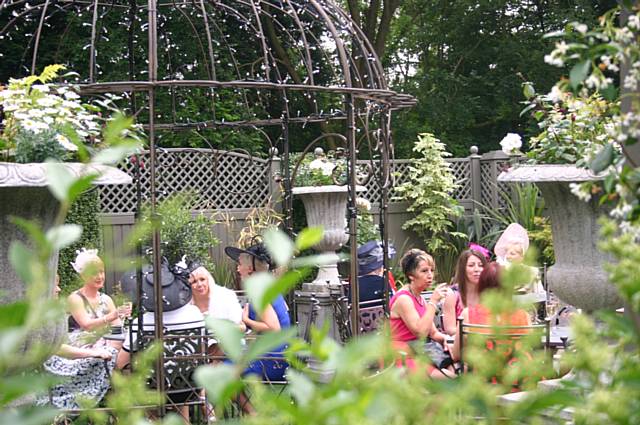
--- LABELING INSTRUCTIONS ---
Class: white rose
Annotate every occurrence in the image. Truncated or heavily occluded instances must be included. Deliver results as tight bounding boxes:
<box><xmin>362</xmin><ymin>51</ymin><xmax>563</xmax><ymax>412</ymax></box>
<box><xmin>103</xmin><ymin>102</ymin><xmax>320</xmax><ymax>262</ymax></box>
<box><xmin>308</xmin><ymin>158</ymin><xmax>335</xmax><ymax>176</ymax></box>
<box><xmin>499</xmin><ymin>133</ymin><xmax>522</xmax><ymax>155</ymax></box>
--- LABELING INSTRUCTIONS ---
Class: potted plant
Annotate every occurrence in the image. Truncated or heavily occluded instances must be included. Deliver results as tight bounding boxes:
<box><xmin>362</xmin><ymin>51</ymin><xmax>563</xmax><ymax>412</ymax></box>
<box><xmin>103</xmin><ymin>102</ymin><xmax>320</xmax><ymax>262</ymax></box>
<box><xmin>0</xmin><ymin>65</ymin><xmax>138</xmax><ymax>346</ymax></box>
<box><xmin>498</xmin><ymin>86</ymin><xmax>623</xmax><ymax>311</ymax></box>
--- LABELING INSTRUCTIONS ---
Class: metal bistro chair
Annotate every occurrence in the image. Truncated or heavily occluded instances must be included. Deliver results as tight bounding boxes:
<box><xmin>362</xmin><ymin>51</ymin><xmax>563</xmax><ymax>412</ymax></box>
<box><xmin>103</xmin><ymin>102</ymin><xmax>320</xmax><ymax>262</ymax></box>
<box><xmin>138</xmin><ymin>322</ymin><xmax>211</xmax><ymax>418</ymax></box>
<box><xmin>457</xmin><ymin>318</ymin><xmax>551</xmax><ymax>387</ymax></box>
<box><xmin>357</xmin><ymin>298</ymin><xmax>387</xmax><ymax>334</ymax></box>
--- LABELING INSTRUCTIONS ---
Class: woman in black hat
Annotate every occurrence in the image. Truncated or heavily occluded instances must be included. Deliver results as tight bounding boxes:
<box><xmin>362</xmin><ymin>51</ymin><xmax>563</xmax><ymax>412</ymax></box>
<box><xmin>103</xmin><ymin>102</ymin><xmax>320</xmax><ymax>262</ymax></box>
<box><xmin>225</xmin><ymin>243</ymin><xmax>291</xmax><ymax>382</ymax></box>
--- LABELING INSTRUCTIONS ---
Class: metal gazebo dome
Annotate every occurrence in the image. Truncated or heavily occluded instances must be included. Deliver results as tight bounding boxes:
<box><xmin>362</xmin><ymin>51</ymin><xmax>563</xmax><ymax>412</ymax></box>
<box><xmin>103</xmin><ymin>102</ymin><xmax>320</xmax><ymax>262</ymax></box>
<box><xmin>0</xmin><ymin>0</ymin><xmax>416</xmax><ymax>337</ymax></box>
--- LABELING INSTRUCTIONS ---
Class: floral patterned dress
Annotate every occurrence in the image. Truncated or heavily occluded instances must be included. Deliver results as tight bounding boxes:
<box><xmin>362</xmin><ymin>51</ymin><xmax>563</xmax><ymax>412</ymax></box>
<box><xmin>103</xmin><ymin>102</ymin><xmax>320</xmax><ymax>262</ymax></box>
<box><xmin>36</xmin><ymin>291</ymin><xmax>117</xmax><ymax>410</ymax></box>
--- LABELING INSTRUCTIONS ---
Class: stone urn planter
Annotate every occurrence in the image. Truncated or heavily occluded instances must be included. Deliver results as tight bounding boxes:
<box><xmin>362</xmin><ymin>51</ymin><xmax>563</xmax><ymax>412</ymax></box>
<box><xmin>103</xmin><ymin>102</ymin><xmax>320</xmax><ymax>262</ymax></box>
<box><xmin>0</xmin><ymin>162</ymin><xmax>132</xmax><ymax>349</ymax></box>
<box><xmin>292</xmin><ymin>184</ymin><xmax>364</xmax><ymax>343</ymax></box>
<box><xmin>291</xmin><ymin>184</ymin><xmax>364</xmax><ymax>288</ymax></box>
<box><xmin>498</xmin><ymin>164</ymin><xmax>623</xmax><ymax>312</ymax></box>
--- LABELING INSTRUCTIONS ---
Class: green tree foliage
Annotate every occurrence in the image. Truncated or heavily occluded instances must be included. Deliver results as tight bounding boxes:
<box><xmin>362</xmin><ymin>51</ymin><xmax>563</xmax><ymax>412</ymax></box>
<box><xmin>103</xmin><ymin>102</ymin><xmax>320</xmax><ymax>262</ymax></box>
<box><xmin>57</xmin><ymin>189</ymin><xmax>102</xmax><ymax>295</ymax></box>
<box><xmin>386</xmin><ymin>0</ymin><xmax>617</xmax><ymax>158</ymax></box>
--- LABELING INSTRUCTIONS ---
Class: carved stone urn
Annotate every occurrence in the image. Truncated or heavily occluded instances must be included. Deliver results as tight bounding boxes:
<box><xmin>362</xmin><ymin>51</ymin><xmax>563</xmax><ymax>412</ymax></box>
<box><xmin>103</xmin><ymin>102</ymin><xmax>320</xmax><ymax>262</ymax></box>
<box><xmin>292</xmin><ymin>184</ymin><xmax>364</xmax><ymax>287</ymax></box>
<box><xmin>499</xmin><ymin>164</ymin><xmax>622</xmax><ymax>312</ymax></box>
<box><xmin>292</xmin><ymin>184</ymin><xmax>364</xmax><ymax>343</ymax></box>
<box><xmin>0</xmin><ymin>162</ymin><xmax>132</xmax><ymax>349</ymax></box>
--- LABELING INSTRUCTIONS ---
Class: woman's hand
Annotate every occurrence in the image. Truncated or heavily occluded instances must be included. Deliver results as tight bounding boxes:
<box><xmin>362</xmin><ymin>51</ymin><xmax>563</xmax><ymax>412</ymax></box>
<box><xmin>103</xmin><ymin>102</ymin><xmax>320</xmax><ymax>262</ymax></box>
<box><xmin>89</xmin><ymin>348</ymin><xmax>113</xmax><ymax>360</ymax></box>
<box><xmin>430</xmin><ymin>282</ymin><xmax>450</xmax><ymax>304</ymax></box>
<box><xmin>242</xmin><ymin>304</ymin><xmax>250</xmax><ymax>324</ymax></box>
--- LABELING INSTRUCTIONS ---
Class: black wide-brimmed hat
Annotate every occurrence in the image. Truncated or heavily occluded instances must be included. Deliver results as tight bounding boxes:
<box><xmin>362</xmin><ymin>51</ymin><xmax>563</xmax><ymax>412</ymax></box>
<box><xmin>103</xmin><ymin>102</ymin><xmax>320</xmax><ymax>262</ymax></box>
<box><xmin>118</xmin><ymin>260</ymin><xmax>192</xmax><ymax>312</ymax></box>
<box><xmin>224</xmin><ymin>243</ymin><xmax>274</xmax><ymax>270</ymax></box>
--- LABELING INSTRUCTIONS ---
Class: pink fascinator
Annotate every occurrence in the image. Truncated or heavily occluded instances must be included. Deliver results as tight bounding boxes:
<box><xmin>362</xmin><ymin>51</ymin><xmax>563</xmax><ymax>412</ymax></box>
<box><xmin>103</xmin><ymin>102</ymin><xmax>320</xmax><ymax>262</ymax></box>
<box><xmin>468</xmin><ymin>242</ymin><xmax>491</xmax><ymax>260</ymax></box>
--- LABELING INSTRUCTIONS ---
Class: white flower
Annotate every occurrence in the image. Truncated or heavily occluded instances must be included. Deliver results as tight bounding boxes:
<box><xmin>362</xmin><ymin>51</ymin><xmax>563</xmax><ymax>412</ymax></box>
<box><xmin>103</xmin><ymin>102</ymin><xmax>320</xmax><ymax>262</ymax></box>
<box><xmin>36</xmin><ymin>96</ymin><xmax>58</xmax><ymax>107</ymax></box>
<box><xmin>569</xmin><ymin>182</ymin><xmax>591</xmax><ymax>202</ymax></box>
<box><xmin>63</xmin><ymin>91</ymin><xmax>80</xmax><ymax>100</ymax></box>
<box><xmin>574</xmin><ymin>23</ymin><xmax>588</xmax><ymax>34</ymax></box>
<box><xmin>499</xmin><ymin>133</ymin><xmax>522</xmax><ymax>155</ymax></box>
<box><xmin>585</xmin><ymin>74</ymin><xmax>601</xmax><ymax>89</ymax></box>
<box><xmin>544</xmin><ymin>54</ymin><xmax>564</xmax><ymax>67</ymax></box>
<box><xmin>546</xmin><ymin>85</ymin><xmax>566</xmax><ymax>103</ymax></box>
<box><xmin>355</xmin><ymin>197</ymin><xmax>372</xmax><ymax>212</ymax></box>
<box><xmin>31</xmin><ymin>84</ymin><xmax>50</xmax><ymax>93</ymax></box>
<box><xmin>21</xmin><ymin>119</ymin><xmax>49</xmax><ymax>133</ymax></box>
<box><xmin>555</xmin><ymin>41</ymin><xmax>569</xmax><ymax>55</ymax></box>
<box><xmin>55</xmin><ymin>134</ymin><xmax>78</xmax><ymax>151</ymax></box>
<box><xmin>628</xmin><ymin>14</ymin><xmax>640</xmax><ymax>30</ymax></box>
<box><xmin>308</xmin><ymin>158</ymin><xmax>335</xmax><ymax>176</ymax></box>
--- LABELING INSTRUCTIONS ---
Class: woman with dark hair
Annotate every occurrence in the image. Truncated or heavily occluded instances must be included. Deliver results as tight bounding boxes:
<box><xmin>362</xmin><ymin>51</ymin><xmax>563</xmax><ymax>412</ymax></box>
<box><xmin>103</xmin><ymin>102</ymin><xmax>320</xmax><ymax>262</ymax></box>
<box><xmin>389</xmin><ymin>249</ymin><xmax>453</xmax><ymax>377</ymax></box>
<box><xmin>224</xmin><ymin>243</ymin><xmax>291</xmax><ymax>382</ymax></box>
<box><xmin>450</xmin><ymin>262</ymin><xmax>531</xmax><ymax>362</ymax></box>
<box><xmin>441</xmin><ymin>248</ymin><xmax>489</xmax><ymax>335</ymax></box>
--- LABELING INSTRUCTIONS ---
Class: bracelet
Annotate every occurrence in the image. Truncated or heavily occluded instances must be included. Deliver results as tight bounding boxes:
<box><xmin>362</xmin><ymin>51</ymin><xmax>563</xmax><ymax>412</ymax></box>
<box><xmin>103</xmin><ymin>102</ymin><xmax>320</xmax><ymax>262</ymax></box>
<box><xmin>427</xmin><ymin>301</ymin><xmax>438</xmax><ymax>310</ymax></box>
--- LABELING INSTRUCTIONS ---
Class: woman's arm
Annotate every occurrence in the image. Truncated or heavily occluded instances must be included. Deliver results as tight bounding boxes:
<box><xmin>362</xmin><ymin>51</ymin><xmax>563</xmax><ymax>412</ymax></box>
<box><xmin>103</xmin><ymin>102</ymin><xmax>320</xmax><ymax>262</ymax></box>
<box><xmin>57</xmin><ymin>344</ymin><xmax>113</xmax><ymax>360</ymax></box>
<box><xmin>67</xmin><ymin>293</ymin><xmax>118</xmax><ymax>331</ymax></box>
<box><xmin>243</xmin><ymin>304</ymin><xmax>281</xmax><ymax>333</ymax></box>
<box><xmin>442</xmin><ymin>291</ymin><xmax>458</xmax><ymax>335</ymax></box>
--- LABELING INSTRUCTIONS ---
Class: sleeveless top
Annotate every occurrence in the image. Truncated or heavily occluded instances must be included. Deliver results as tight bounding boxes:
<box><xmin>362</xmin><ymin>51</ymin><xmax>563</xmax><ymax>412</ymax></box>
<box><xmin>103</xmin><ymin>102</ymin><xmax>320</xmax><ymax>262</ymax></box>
<box><xmin>248</xmin><ymin>294</ymin><xmax>291</xmax><ymax>329</ymax></box>
<box><xmin>467</xmin><ymin>304</ymin><xmax>530</xmax><ymax>332</ymax></box>
<box><xmin>68</xmin><ymin>291</ymin><xmax>110</xmax><ymax>332</ymax></box>
<box><xmin>389</xmin><ymin>290</ymin><xmax>425</xmax><ymax>343</ymax></box>
<box><xmin>248</xmin><ymin>294</ymin><xmax>291</xmax><ymax>354</ymax></box>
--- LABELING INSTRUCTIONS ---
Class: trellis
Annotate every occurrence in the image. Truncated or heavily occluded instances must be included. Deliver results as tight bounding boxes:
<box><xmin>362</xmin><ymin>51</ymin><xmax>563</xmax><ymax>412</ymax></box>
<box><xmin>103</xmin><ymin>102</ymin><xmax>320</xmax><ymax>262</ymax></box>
<box><xmin>99</xmin><ymin>148</ymin><xmax>515</xmax><ymax>214</ymax></box>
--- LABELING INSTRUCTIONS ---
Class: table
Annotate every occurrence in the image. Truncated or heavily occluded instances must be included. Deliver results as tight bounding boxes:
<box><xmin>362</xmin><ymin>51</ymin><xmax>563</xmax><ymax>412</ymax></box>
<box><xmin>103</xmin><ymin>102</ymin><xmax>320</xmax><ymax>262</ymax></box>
<box><xmin>102</xmin><ymin>332</ymin><xmax>125</xmax><ymax>342</ymax></box>
<box><xmin>514</xmin><ymin>291</ymin><xmax>547</xmax><ymax>304</ymax></box>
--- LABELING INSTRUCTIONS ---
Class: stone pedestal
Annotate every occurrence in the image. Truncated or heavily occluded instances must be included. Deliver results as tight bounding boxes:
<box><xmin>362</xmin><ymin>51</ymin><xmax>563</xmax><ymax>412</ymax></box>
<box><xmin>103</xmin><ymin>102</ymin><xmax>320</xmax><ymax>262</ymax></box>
<box><xmin>295</xmin><ymin>284</ymin><xmax>350</xmax><ymax>344</ymax></box>
<box><xmin>499</xmin><ymin>165</ymin><xmax>622</xmax><ymax>312</ymax></box>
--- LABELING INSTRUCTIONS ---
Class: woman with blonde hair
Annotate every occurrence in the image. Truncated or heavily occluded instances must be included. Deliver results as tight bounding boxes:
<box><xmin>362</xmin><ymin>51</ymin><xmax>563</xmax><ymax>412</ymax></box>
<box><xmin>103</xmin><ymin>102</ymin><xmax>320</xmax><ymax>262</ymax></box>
<box><xmin>189</xmin><ymin>264</ymin><xmax>244</xmax><ymax>327</ymax></box>
<box><xmin>67</xmin><ymin>249</ymin><xmax>130</xmax><ymax>348</ymax></box>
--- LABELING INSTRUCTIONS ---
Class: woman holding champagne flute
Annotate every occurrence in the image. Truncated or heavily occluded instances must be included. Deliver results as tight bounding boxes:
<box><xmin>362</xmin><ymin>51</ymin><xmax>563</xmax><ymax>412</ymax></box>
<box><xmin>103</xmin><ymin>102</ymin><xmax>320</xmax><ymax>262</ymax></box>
<box><xmin>67</xmin><ymin>248</ymin><xmax>131</xmax><ymax>349</ymax></box>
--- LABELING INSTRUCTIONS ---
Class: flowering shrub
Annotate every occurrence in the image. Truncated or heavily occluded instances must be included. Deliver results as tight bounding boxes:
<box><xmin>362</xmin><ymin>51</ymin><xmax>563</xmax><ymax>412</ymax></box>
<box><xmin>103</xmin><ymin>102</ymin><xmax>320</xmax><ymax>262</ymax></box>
<box><xmin>521</xmin><ymin>88</ymin><xmax>621</xmax><ymax>167</ymax></box>
<box><xmin>0</xmin><ymin>64</ymin><xmax>131</xmax><ymax>163</ymax></box>
<box><xmin>538</xmin><ymin>5</ymin><xmax>640</xmax><ymax>227</ymax></box>
<box><xmin>290</xmin><ymin>149</ymin><xmax>347</xmax><ymax>187</ymax></box>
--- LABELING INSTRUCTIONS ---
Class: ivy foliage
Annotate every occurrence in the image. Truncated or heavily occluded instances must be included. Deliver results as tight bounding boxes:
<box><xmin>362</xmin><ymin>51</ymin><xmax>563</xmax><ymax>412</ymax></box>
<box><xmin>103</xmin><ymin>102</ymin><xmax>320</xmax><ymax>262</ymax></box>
<box><xmin>395</xmin><ymin>133</ymin><xmax>464</xmax><ymax>253</ymax></box>
<box><xmin>57</xmin><ymin>189</ymin><xmax>101</xmax><ymax>295</ymax></box>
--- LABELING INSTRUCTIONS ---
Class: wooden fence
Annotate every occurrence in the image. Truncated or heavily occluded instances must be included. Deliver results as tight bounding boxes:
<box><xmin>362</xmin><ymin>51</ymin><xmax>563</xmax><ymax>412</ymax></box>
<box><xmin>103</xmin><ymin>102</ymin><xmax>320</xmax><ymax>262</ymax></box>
<box><xmin>98</xmin><ymin>147</ymin><xmax>515</xmax><ymax>290</ymax></box>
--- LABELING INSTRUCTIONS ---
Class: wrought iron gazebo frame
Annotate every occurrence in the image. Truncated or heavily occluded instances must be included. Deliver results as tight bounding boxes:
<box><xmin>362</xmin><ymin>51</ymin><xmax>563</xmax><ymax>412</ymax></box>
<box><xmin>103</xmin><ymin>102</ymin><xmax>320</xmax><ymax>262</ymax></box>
<box><xmin>1</xmin><ymin>0</ymin><xmax>415</xmax><ymax>413</ymax></box>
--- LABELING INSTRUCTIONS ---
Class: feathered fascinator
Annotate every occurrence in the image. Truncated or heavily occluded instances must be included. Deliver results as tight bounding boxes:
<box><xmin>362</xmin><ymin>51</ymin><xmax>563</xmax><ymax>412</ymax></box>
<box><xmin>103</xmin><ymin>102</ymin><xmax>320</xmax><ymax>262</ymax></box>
<box><xmin>70</xmin><ymin>248</ymin><xmax>100</xmax><ymax>274</ymax></box>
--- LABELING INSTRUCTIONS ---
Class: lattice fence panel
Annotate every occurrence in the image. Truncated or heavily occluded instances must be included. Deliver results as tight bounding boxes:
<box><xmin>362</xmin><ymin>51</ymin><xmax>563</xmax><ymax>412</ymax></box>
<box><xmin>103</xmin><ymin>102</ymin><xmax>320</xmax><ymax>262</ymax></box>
<box><xmin>100</xmin><ymin>149</ymin><xmax>271</xmax><ymax>213</ymax></box>
<box><xmin>449</xmin><ymin>159</ymin><xmax>470</xmax><ymax>200</ymax></box>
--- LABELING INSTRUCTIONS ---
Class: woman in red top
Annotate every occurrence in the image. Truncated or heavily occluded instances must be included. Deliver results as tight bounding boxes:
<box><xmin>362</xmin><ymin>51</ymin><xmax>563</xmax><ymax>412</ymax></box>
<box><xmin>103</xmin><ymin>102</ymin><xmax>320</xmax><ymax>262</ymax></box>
<box><xmin>451</xmin><ymin>262</ymin><xmax>534</xmax><ymax>388</ymax></box>
<box><xmin>389</xmin><ymin>249</ymin><xmax>452</xmax><ymax>378</ymax></box>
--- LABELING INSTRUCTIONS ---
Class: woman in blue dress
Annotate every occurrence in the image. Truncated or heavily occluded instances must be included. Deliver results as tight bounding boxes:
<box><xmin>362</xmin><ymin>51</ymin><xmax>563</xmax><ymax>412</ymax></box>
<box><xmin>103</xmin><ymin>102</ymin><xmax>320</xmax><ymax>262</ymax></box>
<box><xmin>225</xmin><ymin>243</ymin><xmax>291</xmax><ymax>382</ymax></box>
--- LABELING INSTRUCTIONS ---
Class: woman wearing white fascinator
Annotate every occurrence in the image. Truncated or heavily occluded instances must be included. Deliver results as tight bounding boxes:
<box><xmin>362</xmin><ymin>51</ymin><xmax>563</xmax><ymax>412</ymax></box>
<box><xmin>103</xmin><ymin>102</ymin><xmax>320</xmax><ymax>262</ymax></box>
<box><xmin>494</xmin><ymin>224</ymin><xmax>544</xmax><ymax>296</ymax></box>
<box><xmin>67</xmin><ymin>248</ymin><xmax>131</xmax><ymax>348</ymax></box>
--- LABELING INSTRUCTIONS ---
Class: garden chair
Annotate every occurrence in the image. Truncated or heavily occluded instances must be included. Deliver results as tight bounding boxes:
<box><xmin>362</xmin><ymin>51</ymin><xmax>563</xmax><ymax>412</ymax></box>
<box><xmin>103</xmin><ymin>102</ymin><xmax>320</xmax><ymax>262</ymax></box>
<box><xmin>357</xmin><ymin>298</ymin><xmax>387</xmax><ymax>334</ymax></box>
<box><xmin>137</xmin><ymin>323</ymin><xmax>211</xmax><ymax>422</ymax></box>
<box><xmin>457</xmin><ymin>318</ymin><xmax>550</xmax><ymax>389</ymax></box>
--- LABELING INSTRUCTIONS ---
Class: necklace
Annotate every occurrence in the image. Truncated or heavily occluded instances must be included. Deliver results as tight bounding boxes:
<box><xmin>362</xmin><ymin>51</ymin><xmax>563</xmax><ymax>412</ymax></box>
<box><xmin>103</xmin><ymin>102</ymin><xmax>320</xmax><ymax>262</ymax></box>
<box><xmin>407</xmin><ymin>286</ymin><xmax>424</xmax><ymax>306</ymax></box>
